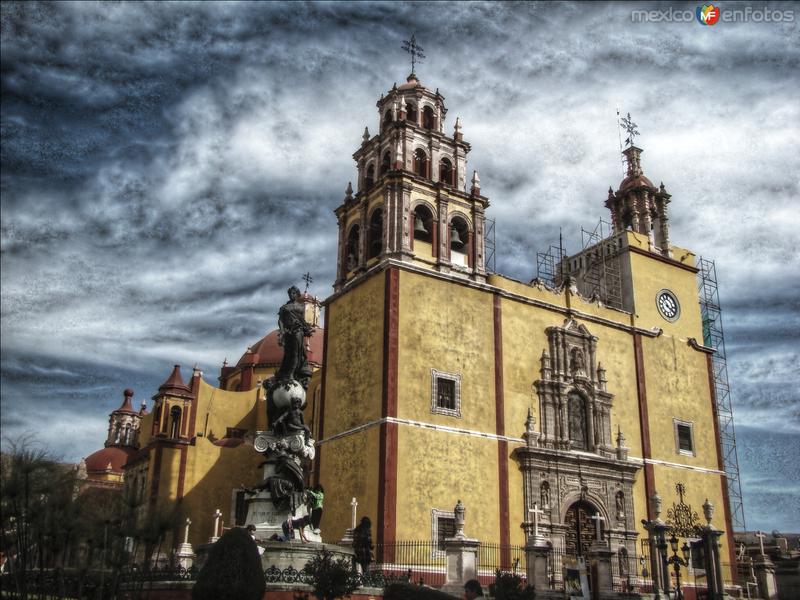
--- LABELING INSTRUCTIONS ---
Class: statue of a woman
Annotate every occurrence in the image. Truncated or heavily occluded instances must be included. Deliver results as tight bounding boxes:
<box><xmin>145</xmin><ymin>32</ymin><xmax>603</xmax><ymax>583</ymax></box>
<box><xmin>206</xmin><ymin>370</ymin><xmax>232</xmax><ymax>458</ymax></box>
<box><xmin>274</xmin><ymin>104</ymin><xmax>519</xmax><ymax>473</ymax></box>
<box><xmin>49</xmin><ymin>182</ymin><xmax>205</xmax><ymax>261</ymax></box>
<box><xmin>276</xmin><ymin>286</ymin><xmax>315</xmax><ymax>387</ymax></box>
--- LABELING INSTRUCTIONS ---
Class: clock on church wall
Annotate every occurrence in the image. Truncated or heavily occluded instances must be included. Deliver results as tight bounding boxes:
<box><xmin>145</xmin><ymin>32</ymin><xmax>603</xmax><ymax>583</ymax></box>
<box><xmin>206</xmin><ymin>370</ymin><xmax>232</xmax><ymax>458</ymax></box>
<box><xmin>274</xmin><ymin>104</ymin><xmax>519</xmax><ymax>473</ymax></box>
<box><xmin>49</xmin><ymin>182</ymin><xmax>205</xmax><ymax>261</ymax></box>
<box><xmin>656</xmin><ymin>289</ymin><xmax>680</xmax><ymax>322</ymax></box>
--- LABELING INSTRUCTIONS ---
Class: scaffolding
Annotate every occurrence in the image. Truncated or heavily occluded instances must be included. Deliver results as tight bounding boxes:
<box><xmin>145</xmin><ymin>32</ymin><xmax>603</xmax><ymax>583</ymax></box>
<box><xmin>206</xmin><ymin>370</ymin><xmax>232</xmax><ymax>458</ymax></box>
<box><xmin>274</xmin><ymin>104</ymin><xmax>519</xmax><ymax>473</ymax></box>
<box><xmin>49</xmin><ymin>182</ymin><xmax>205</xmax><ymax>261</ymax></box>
<box><xmin>484</xmin><ymin>217</ymin><xmax>497</xmax><ymax>274</ymax></box>
<box><xmin>535</xmin><ymin>235</ymin><xmax>566</xmax><ymax>288</ymax></box>
<box><xmin>580</xmin><ymin>219</ymin><xmax>623</xmax><ymax>310</ymax></box>
<box><xmin>697</xmin><ymin>257</ymin><xmax>746</xmax><ymax>530</ymax></box>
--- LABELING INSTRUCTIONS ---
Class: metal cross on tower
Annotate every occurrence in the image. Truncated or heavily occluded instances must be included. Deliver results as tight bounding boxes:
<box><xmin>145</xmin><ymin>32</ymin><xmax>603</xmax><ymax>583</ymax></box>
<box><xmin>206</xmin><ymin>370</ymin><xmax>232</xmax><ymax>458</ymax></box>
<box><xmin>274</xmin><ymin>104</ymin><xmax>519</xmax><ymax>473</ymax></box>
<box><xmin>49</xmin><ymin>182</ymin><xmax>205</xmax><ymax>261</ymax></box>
<box><xmin>302</xmin><ymin>272</ymin><xmax>314</xmax><ymax>293</ymax></box>
<box><xmin>620</xmin><ymin>112</ymin><xmax>640</xmax><ymax>147</ymax></box>
<box><xmin>402</xmin><ymin>34</ymin><xmax>425</xmax><ymax>75</ymax></box>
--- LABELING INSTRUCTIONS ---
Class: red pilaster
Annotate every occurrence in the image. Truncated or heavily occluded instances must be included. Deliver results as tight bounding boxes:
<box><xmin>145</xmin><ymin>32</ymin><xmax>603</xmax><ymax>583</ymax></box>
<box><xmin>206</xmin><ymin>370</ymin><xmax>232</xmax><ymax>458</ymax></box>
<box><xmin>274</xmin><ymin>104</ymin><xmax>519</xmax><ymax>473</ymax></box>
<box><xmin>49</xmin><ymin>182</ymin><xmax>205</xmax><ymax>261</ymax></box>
<box><xmin>378</xmin><ymin>268</ymin><xmax>399</xmax><ymax>560</ymax></box>
<box><xmin>633</xmin><ymin>333</ymin><xmax>656</xmax><ymax>519</ymax></box>
<box><xmin>493</xmin><ymin>294</ymin><xmax>511</xmax><ymax>566</ymax></box>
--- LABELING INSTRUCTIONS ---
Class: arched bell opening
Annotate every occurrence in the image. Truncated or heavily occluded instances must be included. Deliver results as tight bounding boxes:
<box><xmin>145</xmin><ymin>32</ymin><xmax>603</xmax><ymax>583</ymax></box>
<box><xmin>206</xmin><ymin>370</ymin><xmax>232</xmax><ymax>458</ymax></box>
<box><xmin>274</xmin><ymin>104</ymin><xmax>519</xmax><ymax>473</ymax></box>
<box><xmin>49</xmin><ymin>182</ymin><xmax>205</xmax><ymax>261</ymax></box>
<box><xmin>367</xmin><ymin>208</ymin><xmax>383</xmax><ymax>260</ymax></box>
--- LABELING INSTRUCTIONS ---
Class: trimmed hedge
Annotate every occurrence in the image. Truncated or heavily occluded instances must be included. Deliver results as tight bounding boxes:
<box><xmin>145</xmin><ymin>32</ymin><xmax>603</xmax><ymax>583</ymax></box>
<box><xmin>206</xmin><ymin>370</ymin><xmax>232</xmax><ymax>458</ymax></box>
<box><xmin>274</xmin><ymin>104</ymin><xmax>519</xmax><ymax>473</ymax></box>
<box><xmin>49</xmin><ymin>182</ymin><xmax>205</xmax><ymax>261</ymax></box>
<box><xmin>192</xmin><ymin>527</ymin><xmax>266</xmax><ymax>600</ymax></box>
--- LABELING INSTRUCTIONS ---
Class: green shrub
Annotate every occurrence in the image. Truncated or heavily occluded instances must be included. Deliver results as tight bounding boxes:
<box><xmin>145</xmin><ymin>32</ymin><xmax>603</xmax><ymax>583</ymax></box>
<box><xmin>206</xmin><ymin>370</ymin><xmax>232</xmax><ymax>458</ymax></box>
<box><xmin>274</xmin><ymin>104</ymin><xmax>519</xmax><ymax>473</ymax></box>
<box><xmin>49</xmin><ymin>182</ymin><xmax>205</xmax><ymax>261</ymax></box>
<box><xmin>192</xmin><ymin>527</ymin><xmax>265</xmax><ymax>600</ymax></box>
<box><xmin>492</xmin><ymin>570</ymin><xmax>535</xmax><ymax>600</ymax></box>
<box><xmin>304</xmin><ymin>548</ymin><xmax>359</xmax><ymax>600</ymax></box>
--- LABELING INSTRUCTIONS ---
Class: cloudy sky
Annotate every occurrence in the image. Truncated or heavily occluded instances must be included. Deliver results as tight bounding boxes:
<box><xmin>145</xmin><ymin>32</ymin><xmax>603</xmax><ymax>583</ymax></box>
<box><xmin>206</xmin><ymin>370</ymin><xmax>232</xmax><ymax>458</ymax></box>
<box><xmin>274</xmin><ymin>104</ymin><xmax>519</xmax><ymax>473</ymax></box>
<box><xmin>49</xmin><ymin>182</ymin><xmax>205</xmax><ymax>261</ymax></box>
<box><xmin>1</xmin><ymin>1</ymin><xmax>798</xmax><ymax>531</ymax></box>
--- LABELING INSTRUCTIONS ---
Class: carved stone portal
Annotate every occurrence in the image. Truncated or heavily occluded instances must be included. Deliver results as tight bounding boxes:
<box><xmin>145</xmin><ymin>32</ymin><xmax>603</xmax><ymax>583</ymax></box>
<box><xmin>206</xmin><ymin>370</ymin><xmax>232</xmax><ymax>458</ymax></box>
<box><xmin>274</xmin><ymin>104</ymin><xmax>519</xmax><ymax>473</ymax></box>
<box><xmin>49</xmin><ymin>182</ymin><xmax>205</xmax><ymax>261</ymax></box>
<box><xmin>513</xmin><ymin>319</ymin><xmax>641</xmax><ymax>577</ymax></box>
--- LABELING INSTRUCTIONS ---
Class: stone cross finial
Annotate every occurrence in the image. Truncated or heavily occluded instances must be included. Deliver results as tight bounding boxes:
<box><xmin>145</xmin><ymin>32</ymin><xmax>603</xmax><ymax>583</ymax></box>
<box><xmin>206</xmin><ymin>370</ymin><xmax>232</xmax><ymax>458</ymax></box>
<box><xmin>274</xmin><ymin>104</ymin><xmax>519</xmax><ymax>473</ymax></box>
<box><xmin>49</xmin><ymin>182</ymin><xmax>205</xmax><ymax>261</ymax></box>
<box><xmin>591</xmin><ymin>514</ymin><xmax>605</xmax><ymax>542</ymax></box>
<box><xmin>183</xmin><ymin>518</ymin><xmax>191</xmax><ymax>544</ymax></box>
<box><xmin>529</xmin><ymin>503</ymin><xmax>545</xmax><ymax>538</ymax></box>
<box><xmin>755</xmin><ymin>531</ymin><xmax>767</xmax><ymax>556</ymax></box>
<box><xmin>351</xmin><ymin>497</ymin><xmax>358</xmax><ymax>530</ymax></box>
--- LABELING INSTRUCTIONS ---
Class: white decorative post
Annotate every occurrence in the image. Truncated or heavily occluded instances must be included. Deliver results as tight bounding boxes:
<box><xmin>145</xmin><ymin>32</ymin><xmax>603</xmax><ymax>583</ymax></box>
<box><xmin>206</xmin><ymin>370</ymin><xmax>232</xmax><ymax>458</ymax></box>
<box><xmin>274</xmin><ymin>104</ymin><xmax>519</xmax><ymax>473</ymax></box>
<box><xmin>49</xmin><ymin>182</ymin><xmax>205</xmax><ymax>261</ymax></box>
<box><xmin>340</xmin><ymin>497</ymin><xmax>358</xmax><ymax>546</ymax></box>
<box><xmin>209</xmin><ymin>509</ymin><xmax>222</xmax><ymax>544</ymax></box>
<box><xmin>753</xmin><ymin>531</ymin><xmax>779</xmax><ymax>600</ymax></box>
<box><xmin>524</xmin><ymin>502</ymin><xmax>551</xmax><ymax>591</ymax></box>
<box><xmin>175</xmin><ymin>517</ymin><xmax>195</xmax><ymax>569</ymax></box>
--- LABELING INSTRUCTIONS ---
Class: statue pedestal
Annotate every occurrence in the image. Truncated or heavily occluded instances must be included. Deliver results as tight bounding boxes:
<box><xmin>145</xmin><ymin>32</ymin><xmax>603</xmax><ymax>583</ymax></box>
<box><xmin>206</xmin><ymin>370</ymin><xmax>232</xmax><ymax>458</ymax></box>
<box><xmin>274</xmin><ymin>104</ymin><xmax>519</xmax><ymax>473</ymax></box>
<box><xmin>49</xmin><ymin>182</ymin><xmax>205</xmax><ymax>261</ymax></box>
<box><xmin>439</xmin><ymin>535</ymin><xmax>480</xmax><ymax>595</ymax></box>
<box><xmin>587</xmin><ymin>543</ymin><xmax>615</xmax><ymax>597</ymax></box>
<box><xmin>245</xmin><ymin>429</ymin><xmax>319</xmax><ymax>542</ymax></box>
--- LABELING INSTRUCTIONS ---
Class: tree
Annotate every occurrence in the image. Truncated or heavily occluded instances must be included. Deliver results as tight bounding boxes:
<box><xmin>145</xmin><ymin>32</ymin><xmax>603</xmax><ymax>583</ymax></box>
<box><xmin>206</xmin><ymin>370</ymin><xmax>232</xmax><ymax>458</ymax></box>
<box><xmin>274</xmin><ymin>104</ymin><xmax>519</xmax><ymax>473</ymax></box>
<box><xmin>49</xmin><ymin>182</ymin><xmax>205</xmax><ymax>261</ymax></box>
<box><xmin>192</xmin><ymin>527</ymin><xmax>265</xmax><ymax>600</ymax></box>
<box><xmin>0</xmin><ymin>435</ymin><xmax>78</xmax><ymax>600</ymax></box>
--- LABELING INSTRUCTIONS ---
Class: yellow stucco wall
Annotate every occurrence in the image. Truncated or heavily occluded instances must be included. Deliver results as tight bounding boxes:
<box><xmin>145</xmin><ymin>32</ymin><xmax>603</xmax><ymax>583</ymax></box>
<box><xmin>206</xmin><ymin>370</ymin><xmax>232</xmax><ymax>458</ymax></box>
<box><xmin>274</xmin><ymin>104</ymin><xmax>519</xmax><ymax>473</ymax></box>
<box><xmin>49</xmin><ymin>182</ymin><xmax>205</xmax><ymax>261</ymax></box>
<box><xmin>319</xmin><ymin>273</ymin><xmax>385</xmax><ymax>538</ymax></box>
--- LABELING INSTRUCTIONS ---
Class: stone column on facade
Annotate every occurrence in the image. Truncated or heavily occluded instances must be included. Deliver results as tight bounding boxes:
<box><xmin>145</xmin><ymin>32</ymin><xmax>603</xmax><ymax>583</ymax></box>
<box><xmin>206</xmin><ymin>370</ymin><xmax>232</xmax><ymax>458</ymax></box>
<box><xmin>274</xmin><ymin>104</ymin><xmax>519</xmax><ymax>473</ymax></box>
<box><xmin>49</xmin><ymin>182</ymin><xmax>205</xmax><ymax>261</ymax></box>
<box><xmin>436</xmin><ymin>194</ymin><xmax>450</xmax><ymax>271</ymax></box>
<box><xmin>175</xmin><ymin>517</ymin><xmax>195</xmax><ymax>570</ymax></box>
<box><xmin>442</xmin><ymin>500</ymin><xmax>480</xmax><ymax>594</ymax></box>
<box><xmin>334</xmin><ymin>212</ymin><xmax>346</xmax><ymax>288</ymax></box>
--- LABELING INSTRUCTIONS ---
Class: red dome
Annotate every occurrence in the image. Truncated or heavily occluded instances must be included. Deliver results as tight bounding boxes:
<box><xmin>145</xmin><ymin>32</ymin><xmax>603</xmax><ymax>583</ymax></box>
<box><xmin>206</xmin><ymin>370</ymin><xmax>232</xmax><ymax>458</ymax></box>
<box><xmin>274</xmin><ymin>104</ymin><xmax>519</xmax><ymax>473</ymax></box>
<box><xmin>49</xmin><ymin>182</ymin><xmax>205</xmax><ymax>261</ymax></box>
<box><xmin>84</xmin><ymin>446</ymin><xmax>135</xmax><ymax>474</ymax></box>
<box><xmin>237</xmin><ymin>329</ymin><xmax>324</xmax><ymax>368</ymax></box>
<box><xmin>619</xmin><ymin>173</ymin><xmax>655</xmax><ymax>192</ymax></box>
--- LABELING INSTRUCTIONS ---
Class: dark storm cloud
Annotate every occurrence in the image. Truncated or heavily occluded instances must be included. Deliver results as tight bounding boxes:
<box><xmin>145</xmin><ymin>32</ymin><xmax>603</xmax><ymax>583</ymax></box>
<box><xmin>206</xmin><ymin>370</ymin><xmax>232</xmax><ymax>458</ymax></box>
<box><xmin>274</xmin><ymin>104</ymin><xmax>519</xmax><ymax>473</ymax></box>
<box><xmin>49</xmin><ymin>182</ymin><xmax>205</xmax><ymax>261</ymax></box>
<box><xmin>1</xmin><ymin>1</ymin><xmax>798</xmax><ymax>529</ymax></box>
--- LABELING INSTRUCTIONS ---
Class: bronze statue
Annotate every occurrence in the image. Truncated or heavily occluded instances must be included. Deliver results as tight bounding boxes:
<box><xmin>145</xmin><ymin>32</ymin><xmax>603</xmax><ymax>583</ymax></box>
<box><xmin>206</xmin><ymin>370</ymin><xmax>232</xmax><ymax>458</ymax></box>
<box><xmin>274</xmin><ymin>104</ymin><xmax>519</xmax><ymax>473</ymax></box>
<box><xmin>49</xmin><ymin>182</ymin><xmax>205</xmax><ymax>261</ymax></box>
<box><xmin>276</xmin><ymin>285</ymin><xmax>314</xmax><ymax>387</ymax></box>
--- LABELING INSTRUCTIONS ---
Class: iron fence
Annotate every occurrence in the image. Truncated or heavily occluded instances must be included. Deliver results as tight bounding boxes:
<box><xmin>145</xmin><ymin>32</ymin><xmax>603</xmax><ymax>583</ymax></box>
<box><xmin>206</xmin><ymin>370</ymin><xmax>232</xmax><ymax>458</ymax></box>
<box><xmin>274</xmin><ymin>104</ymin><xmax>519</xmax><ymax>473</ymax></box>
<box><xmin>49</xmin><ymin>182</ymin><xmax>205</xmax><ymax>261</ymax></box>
<box><xmin>372</xmin><ymin>540</ymin><xmax>526</xmax><ymax>588</ymax></box>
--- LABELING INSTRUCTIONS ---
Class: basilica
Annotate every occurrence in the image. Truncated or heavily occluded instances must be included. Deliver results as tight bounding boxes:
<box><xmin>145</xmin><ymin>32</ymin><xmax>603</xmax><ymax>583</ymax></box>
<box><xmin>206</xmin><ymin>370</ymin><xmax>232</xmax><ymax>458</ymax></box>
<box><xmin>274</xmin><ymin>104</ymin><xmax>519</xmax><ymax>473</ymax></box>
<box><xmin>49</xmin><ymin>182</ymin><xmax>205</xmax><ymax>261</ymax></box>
<box><xmin>82</xmin><ymin>69</ymin><xmax>738</xmax><ymax>586</ymax></box>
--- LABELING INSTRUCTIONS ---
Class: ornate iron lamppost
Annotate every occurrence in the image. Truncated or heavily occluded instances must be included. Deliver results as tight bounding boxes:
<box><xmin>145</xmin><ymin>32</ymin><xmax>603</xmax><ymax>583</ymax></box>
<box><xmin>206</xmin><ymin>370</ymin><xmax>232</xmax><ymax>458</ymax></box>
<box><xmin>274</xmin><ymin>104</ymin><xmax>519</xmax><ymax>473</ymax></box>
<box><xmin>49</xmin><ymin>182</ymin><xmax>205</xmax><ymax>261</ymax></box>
<box><xmin>666</xmin><ymin>534</ymin><xmax>690</xmax><ymax>600</ymax></box>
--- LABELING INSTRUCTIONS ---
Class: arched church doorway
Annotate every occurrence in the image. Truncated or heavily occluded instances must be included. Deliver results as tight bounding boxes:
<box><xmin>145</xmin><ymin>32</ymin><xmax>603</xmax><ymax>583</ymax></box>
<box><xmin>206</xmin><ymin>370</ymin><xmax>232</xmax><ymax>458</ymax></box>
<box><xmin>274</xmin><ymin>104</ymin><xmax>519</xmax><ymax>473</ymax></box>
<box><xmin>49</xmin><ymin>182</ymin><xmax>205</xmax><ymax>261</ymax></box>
<box><xmin>564</xmin><ymin>500</ymin><xmax>599</xmax><ymax>557</ymax></box>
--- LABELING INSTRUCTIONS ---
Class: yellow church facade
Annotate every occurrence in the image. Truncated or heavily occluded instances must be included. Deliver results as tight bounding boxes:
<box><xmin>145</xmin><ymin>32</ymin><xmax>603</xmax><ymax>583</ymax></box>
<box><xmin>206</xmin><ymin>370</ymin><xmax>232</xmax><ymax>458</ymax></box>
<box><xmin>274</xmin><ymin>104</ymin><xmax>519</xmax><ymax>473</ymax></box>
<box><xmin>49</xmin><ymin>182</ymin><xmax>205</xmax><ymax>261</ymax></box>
<box><xmin>316</xmin><ymin>73</ymin><xmax>737</xmax><ymax>577</ymax></box>
<box><xmin>82</xmin><ymin>69</ymin><xmax>739</xmax><ymax>585</ymax></box>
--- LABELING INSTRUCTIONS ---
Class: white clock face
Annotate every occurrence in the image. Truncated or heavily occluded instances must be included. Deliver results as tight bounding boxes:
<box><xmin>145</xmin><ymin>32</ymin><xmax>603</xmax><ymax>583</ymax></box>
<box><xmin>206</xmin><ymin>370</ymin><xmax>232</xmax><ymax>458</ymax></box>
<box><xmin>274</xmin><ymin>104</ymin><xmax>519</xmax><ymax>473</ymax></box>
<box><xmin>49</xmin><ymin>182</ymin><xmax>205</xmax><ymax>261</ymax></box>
<box><xmin>656</xmin><ymin>290</ymin><xmax>680</xmax><ymax>321</ymax></box>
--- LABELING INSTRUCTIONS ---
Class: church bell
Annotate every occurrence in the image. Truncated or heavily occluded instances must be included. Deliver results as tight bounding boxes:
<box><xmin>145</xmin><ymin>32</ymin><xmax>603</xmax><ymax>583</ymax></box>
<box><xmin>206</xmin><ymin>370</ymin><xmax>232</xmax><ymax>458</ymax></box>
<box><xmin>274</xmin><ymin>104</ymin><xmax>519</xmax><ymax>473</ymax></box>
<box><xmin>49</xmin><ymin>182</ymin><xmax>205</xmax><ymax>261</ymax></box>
<box><xmin>450</xmin><ymin>226</ymin><xmax>463</xmax><ymax>249</ymax></box>
<box><xmin>414</xmin><ymin>217</ymin><xmax>428</xmax><ymax>236</ymax></box>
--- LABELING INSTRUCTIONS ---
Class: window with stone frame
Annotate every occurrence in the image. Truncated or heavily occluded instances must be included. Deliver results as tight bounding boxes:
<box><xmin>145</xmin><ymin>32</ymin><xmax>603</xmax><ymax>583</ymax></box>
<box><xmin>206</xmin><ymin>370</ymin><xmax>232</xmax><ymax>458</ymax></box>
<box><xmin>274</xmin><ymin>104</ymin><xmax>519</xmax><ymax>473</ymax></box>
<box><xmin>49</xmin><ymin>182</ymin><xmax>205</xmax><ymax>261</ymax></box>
<box><xmin>431</xmin><ymin>509</ymin><xmax>456</xmax><ymax>554</ymax></box>
<box><xmin>431</xmin><ymin>369</ymin><xmax>461</xmax><ymax>417</ymax></box>
<box><xmin>674</xmin><ymin>419</ymin><xmax>695</xmax><ymax>456</ymax></box>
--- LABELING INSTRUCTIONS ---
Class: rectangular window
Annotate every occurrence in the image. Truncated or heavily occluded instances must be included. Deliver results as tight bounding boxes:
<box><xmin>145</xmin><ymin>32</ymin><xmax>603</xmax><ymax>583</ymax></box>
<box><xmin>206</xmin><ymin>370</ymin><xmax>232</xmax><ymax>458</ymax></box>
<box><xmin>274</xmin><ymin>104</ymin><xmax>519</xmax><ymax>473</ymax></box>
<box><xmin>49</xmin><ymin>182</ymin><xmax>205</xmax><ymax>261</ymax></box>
<box><xmin>674</xmin><ymin>419</ymin><xmax>695</xmax><ymax>456</ymax></box>
<box><xmin>431</xmin><ymin>369</ymin><xmax>461</xmax><ymax>417</ymax></box>
<box><xmin>431</xmin><ymin>508</ymin><xmax>456</xmax><ymax>555</ymax></box>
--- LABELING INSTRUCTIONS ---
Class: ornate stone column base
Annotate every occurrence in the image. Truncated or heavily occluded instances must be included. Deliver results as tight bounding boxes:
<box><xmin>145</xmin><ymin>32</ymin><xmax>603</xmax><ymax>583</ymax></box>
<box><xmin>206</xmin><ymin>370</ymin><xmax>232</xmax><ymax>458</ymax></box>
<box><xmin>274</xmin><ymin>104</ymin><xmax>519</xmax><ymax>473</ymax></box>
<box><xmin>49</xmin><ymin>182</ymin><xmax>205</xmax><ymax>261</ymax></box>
<box><xmin>174</xmin><ymin>543</ymin><xmax>195</xmax><ymax>570</ymax></box>
<box><xmin>439</xmin><ymin>536</ymin><xmax>480</xmax><ymax>596</ymax></box>
<box><xmin>525</xmin><ymin>540</ymin><xmax>552</xmax><ymax>591</ymax></box>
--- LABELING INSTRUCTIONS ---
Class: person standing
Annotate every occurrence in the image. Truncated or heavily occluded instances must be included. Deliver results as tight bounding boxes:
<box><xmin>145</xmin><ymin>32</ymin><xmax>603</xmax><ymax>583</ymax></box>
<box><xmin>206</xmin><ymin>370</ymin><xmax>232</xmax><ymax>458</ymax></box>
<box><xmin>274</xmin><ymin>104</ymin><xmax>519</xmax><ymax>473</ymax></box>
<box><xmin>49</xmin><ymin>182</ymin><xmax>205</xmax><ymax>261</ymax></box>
<box><xmin>352</xmin><ymin>516</ymin><xmax>373</xmax><ymax>575</ymax></box>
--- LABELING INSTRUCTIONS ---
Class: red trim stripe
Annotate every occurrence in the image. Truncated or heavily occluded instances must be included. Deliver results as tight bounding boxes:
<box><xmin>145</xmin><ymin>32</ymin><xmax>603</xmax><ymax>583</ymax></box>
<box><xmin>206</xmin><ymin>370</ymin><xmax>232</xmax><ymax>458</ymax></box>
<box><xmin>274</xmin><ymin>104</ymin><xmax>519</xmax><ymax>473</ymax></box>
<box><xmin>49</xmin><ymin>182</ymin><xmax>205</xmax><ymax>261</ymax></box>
<box><xmin>633</xmin><ymin>333</ymin><xmax>656</xmax><ymax>520</ymax></box>
<box><xmin>378</xmin><ymin>268</ymin><xmax>399</xmax><ymax>560</ymax></box>
<box><xmin>493</xmin><ymin>294</ymin><xmax>511</xmax><ymax>563</ymax></box>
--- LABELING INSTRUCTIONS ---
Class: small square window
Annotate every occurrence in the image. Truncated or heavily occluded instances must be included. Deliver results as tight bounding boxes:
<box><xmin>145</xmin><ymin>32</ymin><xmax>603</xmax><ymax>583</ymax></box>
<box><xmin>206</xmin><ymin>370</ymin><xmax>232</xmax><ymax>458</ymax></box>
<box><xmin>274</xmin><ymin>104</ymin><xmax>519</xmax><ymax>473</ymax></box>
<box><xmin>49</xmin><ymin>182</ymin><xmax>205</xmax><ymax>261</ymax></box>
<box><xmin>674</xmin><ymin>420</ymin><xmax>695</xmax><ymax>456</ymax></box>
<box><xmin>431</xmin><ymin>370</ymin><xmax>461</xmax><ymax>418</ymax></box>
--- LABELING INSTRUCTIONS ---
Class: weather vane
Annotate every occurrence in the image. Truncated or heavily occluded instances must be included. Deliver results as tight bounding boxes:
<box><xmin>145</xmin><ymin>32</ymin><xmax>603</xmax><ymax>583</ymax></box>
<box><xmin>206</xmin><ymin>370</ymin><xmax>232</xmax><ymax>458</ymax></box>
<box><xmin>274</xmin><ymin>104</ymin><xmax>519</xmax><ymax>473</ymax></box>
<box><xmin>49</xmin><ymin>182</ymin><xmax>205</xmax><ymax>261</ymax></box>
<box><xmin>401</xmin><ymin>34</ymin><xmax>425</xmax><ymax>75</ymax></box>
<box><xmin>302</xmin><ymin>272</ymin><xmax>314</xmax><ymax>293</ymax></box>
<box><xmin>619</xmin><ymin>112</ymin><xmax>640</xmax><ymax>147</ymax></box>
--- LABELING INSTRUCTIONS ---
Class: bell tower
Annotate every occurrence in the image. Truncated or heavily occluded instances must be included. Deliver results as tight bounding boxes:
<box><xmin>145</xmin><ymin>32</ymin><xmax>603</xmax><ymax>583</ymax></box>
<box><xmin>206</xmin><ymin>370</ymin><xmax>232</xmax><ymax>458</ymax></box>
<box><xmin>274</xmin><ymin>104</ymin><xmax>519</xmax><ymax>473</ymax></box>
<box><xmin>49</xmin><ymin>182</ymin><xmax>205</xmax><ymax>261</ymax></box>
<box><xmin>333</xmin><ymin>72</ymin><xmax>489</xmax><ymax>291</ymax></box>
<box><xmin>605</xmin><ymin>145</ymin><xmax>672</xmax><ymax>257</ymax></box>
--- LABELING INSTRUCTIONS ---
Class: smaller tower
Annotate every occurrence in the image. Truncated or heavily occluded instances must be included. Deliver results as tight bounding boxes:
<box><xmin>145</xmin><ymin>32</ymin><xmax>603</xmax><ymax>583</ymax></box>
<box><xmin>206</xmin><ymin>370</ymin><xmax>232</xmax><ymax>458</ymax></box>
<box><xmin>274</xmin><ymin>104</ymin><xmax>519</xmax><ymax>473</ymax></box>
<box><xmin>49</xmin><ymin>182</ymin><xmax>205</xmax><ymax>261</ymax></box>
<box><xmin>605</xmin><ymin>145</ymin><xmax>672</xmax><ymax>256</ymax></box>
<box><xmin>106</xmin><ymin>388</ymin><xmax>143</xmax><ymax>448</ymax></box>
<box><xmin>151</xmin><ymin>365</ymin><xmax>195</xmax><ymax>440</ymax></box>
